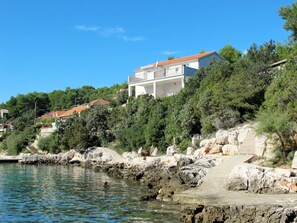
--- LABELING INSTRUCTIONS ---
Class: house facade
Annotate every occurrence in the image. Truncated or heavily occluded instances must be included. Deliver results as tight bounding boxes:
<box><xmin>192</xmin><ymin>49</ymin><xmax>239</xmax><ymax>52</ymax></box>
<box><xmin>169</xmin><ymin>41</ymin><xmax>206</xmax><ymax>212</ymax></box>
<box><xmin>128</xmin><ymin>51</ymin><xmax>221</xmax><ymax>98</ymax></box>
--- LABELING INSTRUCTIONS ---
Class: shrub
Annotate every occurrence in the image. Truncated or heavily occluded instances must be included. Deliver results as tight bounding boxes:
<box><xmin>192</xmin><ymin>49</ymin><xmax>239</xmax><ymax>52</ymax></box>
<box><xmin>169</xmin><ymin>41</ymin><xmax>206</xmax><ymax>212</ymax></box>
<box><xmin>38</xmin><ymin>133</ymin><xmax>59</xmax><ymax>153</ymax></box>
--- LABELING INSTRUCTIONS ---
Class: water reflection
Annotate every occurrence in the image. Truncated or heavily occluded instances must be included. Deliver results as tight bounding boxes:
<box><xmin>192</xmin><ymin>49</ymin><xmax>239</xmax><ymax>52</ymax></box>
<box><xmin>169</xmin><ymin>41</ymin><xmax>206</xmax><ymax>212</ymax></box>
<box><xmin>0</xmin><ymin>164</ymin><xmax>179</xmax><ymax>222</ymax></box>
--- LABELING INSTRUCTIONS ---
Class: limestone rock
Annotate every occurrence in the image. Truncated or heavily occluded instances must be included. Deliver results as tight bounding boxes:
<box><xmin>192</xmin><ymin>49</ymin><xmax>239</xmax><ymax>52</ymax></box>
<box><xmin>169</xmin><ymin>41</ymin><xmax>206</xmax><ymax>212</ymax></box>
<box><xmin>226</xmin><ymin>164</ymin><xmax>297</xmax><ymax>194</ymax></box>
<box><xmin>122</xmin><ymin>151</ymin><xmax>139</xmax><ymax>160</ymax></box>
<box><xmin>255</xmin><ymin>134</ymin><xmax>267</xmax><ymax>157</ymax></box>
<box><xmin>166</xmin><ymin>145</ymin><xmax>177</xmax><ymax>156</ymax></box>
<box><xmin>150</xmin><ymin>147</ymin><xmax>158</xmax><ymax>156</ymax></box>
<box><xmin>228</xmin><ymin>130</ymin><xmax>238</xmax><ymax>145</ymax></box>
<box><xmin>186</xmin><ymin>147</ymin><xmax>195</xmax><ymax>155</ymax></box>
<box><xmin>222</xmin><ymin>144</ymin><xmax>238</xmax><ymax>155</ymax></box>
<box><xmin>69</xmin><ymin>152</ymin><xmax>83</xmax><ymax>164</ymax></box>
<box><xmin>179</xmin><ymin>164</ymin><xmax>207</xmax><ymax>185</ymax></box>
<box><xmin>193</xmin><ymin>149</ymin><xmax>203</xmax><ymax>158</ymax></box>
<box><xmin>191</xmin><ymin>134</ymin><xmax>201</xmax><ymax>147</ymax></box>
<box><xmin>216</xmin><ymin>130</ymin><xmax>229</xmax><ymax>145</ymax></box>
<box><xmin>292</xmin><ymin>152</ymin><xmax>297</xmax><ymax>169</ymax></box>
<box><xmin>83</xmin><ymin>147</ymin><xmax>123</xmax><ymax>163</ymax></box>
<box><xmin>137</xmin><ymin>147</ymin><xmax>143</xmax><ymax>155</ymax></box>
<box><xmin>238</xmin><ymin>126</ymin><xmax>250</xmax><ymax>144</ymax></box>
<box><xmin>208</xmin><ymin>147</ymin><xmax>221</xmax><ymax>154</ymax></box>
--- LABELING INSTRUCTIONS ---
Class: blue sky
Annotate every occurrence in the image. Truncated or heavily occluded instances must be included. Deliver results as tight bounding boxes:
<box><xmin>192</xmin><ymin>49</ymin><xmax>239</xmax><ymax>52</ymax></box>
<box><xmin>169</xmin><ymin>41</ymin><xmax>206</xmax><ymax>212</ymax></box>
<box><xmin>0</xmin><ymin>0</ymin><xmax>295</xmax><ymax>103</ymax></box>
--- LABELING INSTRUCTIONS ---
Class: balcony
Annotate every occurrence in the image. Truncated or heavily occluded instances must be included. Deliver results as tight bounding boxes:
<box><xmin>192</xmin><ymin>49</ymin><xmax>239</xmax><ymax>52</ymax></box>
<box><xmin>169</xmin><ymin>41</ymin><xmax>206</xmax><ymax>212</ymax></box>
<box><xmin>128</xmin><ymin>65</ymin><xmax>196</xmax><ymax>84</ymax></box>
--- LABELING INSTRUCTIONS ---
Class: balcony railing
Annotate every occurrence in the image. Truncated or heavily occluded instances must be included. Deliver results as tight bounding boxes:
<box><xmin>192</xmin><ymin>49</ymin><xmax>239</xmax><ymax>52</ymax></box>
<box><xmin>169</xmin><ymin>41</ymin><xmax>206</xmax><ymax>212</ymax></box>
<box><xmin>129</xmin><ymin>65</ymin><xmax>191</xmax><ymax>84</ymax></box>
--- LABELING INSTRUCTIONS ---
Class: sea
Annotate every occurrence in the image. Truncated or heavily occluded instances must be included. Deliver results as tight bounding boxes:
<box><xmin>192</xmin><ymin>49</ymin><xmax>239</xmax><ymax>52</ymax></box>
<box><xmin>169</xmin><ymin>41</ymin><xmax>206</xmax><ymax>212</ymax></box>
<box><xmin>0</xmin><ymin>164</ymin><xmax>180</xmax><ymax>222</ymax></box>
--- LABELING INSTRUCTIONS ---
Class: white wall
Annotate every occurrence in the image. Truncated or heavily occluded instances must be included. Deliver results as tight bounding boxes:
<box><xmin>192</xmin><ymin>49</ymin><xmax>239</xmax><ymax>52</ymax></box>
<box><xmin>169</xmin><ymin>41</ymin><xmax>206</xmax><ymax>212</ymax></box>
<box><xmin>157</xmin><ymin>80</ymin><xmax>182</xmax><ymax>97</ymax></box>
<box><xmin>187</xmin><ymin>61</ymin><xmax>199</xmax><ymax>69</ymax></box>
<box><xmin>135</xmin><ymin>85</ymin><xmax>154</xmax><ymax>97</ymax></box>
<box><xmin>135</xmin><ymin>71</ymin><xmax>145</xmax><ymax>79</ymax></box>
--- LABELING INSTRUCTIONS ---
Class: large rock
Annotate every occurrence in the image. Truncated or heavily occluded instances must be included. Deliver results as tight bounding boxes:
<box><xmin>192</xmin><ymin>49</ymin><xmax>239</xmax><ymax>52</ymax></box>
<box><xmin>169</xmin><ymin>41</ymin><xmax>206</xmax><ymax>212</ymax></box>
<box><xmin>150</xmin><ymin>147</ymin><xmax>158</xmax><ymax>156</ymax></box>
<box><xmin>83</xmin><ymin>147</ymin><xmax>123</xmax><ymax>163</ymax></box>
<box><xmin>193</xmin><ymin>149</ymin><xmax>203</xmax><ymax>158</ymax></box>
<box><xmin>226</xmin><ymin>164</ymin><xmax>297</xmax><ymax>194</ymax></box>
<box><xmin>186</xmin><ymin>147</ymin><xmax>195</xmax><ymax>155</ymax></box>
<box><xmin>222</xmin><ymin>144</ymin><xmax>238</xmax><ymax>155</ymax></box>
<box><xmin>69</xmin><ymin>152</ymin><xmax>83</xmax><ymax>164</ymax></box>
<box><xmin>178</xmin><ymin>164</ymin><xmax>207</xmax><ymax>186</ymax></box>
<box><xmin>166</xmin><ymin>145</ymin><xmax>177</xmax><ymax>156</ymax></box>
<box><xmin>228</xmin><ymin>130</ymin><xmax>238</xmax><ymax>145</ymax></box>
<box><xmin>237</xmin><ymin>125</ymin><xmax>251</xmax><ymax>144</ymax></box>
<box><xmin>191</xmin><ymin>134</ymin><xmax>201</xmax><ymax>147</ymax></box>
<box><xmin>255</xmin><ymin>134</ymin><xmax>277</xmax><ymax>160</ymax></box>
<box><xmin>122</xmin><ymin>151</ymin><xmax>139</xmax><ymax>161</ymax></box>
<box><xmin>255</xmin><ymin>134</ymin><xmax>267</xmax><ymax>157</ymax></box>
<box><xmin>216</xmin><ymin>130</ymin><xmax>229</xmax><ymax>145</ymax></box>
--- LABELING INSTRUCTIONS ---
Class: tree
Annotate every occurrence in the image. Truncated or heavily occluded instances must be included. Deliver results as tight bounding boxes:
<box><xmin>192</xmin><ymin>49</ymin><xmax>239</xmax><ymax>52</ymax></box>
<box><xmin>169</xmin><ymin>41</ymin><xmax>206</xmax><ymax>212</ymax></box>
<box><xmin>279</xmin><ymin>2</ymin><xmax>297</xmax><ymax>41</ymax></box>
<box><xmin>85</xmin><ymin>105</ymin><xmax>113</xmax><ymax>147</ymax></box>
<box><xmin>257</xmin><ymin>61</ymin><xmax>297</xmax><ymax>164</ymax></box>
<box><xmin>246</xmin><ymin>40</ymin><xmax>280</xmax><ymax>65</ymax></box>
<box><xmin>219</xmin><ymin>45</ymin><xmax>242</xmax><ymax>63</ymax></box>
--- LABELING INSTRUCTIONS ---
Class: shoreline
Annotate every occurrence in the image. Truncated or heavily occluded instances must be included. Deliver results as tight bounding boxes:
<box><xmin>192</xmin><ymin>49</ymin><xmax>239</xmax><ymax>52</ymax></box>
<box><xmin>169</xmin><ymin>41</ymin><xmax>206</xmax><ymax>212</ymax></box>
<box><xmin>8</xmin><ymin>148</ymin><xmax>297</xmax><ymax>222</ymax></box>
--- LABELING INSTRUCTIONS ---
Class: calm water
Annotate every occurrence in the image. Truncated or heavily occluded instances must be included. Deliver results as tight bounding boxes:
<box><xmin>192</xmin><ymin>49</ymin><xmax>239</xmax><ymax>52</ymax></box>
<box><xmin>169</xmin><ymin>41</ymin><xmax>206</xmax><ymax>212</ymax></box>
<box><xmin>0</xmin><ymin>164</ymin><xmax>179</xmax><ymax>222</ymax></box>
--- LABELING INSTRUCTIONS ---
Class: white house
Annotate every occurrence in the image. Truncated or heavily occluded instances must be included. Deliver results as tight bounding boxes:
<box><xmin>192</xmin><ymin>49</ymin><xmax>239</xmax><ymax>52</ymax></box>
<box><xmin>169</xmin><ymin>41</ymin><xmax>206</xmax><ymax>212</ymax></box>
<box><xmin>0</xmin><ymin>109</ymin><xmax>8</xmax><ymax>119</ymax></box>
<box><xmin>128</xmin><ymin>51</ymin><xmax>221</xmax><ymax>98</ymax></box>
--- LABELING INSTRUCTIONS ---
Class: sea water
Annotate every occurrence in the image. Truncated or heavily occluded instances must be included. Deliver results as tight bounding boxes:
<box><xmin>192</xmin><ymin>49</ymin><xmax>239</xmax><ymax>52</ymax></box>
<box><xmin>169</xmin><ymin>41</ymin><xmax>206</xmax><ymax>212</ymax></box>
<box><xmin>0</xmin><ymin>164</ymin><xmax>179</xmax><ymax>222</ymax></box>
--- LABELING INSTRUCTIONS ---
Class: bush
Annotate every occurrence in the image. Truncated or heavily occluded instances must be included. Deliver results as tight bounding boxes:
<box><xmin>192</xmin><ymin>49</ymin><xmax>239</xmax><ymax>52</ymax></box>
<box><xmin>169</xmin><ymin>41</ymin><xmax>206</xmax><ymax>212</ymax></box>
<box><xmin>5</xmin><ymin>127</ymin><xmax>36</xmax><ymax>155</ymax></box>
<box><xmin>38</xmin><ymin>133</ymin><xmax>59</xmax><ymax>153</ymax></box>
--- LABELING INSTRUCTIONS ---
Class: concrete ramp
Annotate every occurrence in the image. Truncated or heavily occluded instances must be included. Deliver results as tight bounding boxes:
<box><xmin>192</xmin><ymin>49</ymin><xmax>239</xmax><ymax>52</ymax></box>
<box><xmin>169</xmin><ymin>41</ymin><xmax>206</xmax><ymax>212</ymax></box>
<box><xmin>238</xmin><ymin>128</ymin><xmax>256</xmax><ymax>155</ymax></box>
<box><xmin>173</xmin><ymin>155</ymin><xmax>254</xmax><ymax>204</ymax></box>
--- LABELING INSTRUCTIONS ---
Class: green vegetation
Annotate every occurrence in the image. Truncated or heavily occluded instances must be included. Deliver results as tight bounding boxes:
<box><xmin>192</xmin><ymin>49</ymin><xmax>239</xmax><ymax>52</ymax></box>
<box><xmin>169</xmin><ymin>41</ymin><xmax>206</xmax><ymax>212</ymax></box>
<box><xmin>0</xmin><ymin>2</ymin><xmax>296</xmax><ymax>165</ymax></box>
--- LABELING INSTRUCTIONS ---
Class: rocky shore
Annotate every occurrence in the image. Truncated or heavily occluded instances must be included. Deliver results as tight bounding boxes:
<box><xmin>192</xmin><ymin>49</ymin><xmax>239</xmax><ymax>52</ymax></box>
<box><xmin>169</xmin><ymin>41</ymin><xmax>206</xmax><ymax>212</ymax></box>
<box><xmin>17</xmin><ymin>145</ymin><xmax>297</xmax><ymax>222</ymax></box>
<box><xmin>16</xmin><ymin>124</ymin><xmax>297</xmax><ymax>222</ymax></box>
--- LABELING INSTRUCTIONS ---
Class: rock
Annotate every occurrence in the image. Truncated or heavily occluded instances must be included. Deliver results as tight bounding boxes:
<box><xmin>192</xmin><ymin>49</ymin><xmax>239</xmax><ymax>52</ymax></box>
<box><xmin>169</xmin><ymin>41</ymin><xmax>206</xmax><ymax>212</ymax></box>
<box><xmin>69</xmin><ymin>152</ymin><xmax>83</xmax><ymax>164</ymax></box>
<box><xmin>193</xmin><ymin>149</ymin><xmax>203</xmax><ymax>158</ymax></box>
<box><xmin>208</xmin><ymin>147</ymin><xmax>222</xmax><ymax>154</ymax></box>
<box><xmin>166</xmin><ymin>145</ymin><xmax>177</xmax><ymax>156</ymax></box>
<box><xmin>226</xmin><ymin>164</ymin><xmax>297</xmax><ymax>194</ymax></box>
<box><xmin>226</xmin><ymin>164</ymin><xmax>249</xmax><ymax>191</ymax></box>
<box><xmin>181</xmin><ymin>204</ymin><xmax>297</xmax><ymax>223</ymax></box>
<box><xmin>255</xmin><ymin>134</ymin><xmax>277</xmax><ymax>160</ymax></box>
<box><xmin>137</xmin><ymin>147</ymin><xmax>143</xmax><ymax>155</ymax></box>
<box><xmin>200</xmin><ymin>138</ymin><xmax>216</xmax><ymax>150</ymax></box>
<box><xmin>292</xmin><ymin>151</ymin><xmax>297</xmax><ymax>169</ymax></box>
<box><xmin>255</xmin><ymin>134</ymin><xmax>268</xmax><ymax>157</ymax></box>
<box><xmin>191</xmin><ymin>134</ymin><xmax>201</xmax><ymax>147</ymax></box>
<box><xmin>150</xmin><ymin>147</ymin><xmax>158</xmax><ymax>156</ymax></box>
<box><xmin>216</xmin><ymin>130</ymin><xmax>229</xmax><ymax>145</ymax></box>
<box><xmin>228</xmin><ymin>130</ymin><xmax>238</xmax><ymax>145</ymax></box>
<box><xmin>222</xmin><ymin>144</ymin><xmax>238</xmax><ymax>155</ymax></box>
<box><xmin>122</xmin><ymin>151</ymin><xmax>138</xmax><ymax>160</ymax></box>
<box><xmin>83</xmin><ymin>147</ymin><xmax>123</xmax><ymax>163</ymax></box>
<box><xmin>179</xmin><ymin>164</ymin><xmax>208</xmax><ymax>186</ymax></box>
<box><xmin>186</xmin><ymin>147</ymin><xmax>195</xmax><ymax>155</ymax></box>
<box><xmin>238</xmin><ymin>126</ymin><xmax>251</xmax><ymax>144</ymax></box>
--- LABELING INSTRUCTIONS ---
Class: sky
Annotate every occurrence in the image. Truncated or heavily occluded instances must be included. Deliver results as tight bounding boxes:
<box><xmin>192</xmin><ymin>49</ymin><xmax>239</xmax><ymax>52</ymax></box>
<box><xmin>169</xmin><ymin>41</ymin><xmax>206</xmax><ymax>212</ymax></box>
<box><xmin>0</xmin><ymin>0</ymin><xmax>295</xmax><ymax>103</ymax></box>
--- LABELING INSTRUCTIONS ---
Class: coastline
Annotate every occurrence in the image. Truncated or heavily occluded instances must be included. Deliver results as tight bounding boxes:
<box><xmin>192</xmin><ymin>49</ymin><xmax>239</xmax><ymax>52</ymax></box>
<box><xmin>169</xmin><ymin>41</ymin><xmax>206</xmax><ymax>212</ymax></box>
<box><xmin>12</xmin><ymin>148</ymin><xmax>297</xmax><ymax>222</ymax></box>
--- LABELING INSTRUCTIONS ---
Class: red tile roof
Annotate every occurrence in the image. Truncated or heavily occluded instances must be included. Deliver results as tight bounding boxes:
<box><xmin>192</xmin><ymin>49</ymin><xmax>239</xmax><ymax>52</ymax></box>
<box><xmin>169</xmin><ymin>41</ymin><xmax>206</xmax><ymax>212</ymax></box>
<box><xmin>135</xmin><ymin>51</ymin><xmax>216</xmax><ymax>71</ymax></box>
<box><xmin>59</xmin><ymin>105</ymin><xmax>89</xmax><ymax>117</ymax></box>
<box><xmin>89</xmin><ymin>99</ymin><xmax>110</xmax><ymax>106</ymax></box>
<box><xmin>41</xmin><ymin>110</ymin><xmax>66</xmax><ymax>118</ymax></box>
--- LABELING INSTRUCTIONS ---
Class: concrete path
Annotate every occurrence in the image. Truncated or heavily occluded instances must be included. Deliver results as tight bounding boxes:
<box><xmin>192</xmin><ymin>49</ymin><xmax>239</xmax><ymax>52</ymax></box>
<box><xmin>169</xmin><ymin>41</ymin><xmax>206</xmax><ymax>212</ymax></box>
<box><xmin>238</xmin><ymin>128</ymin><xmax>256</xmax><ymax>155</ymax></box>
<box><xmin>173</xmin><ymin>154</ymin><xmax>297</xmax><ymax>207</ymax></box>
